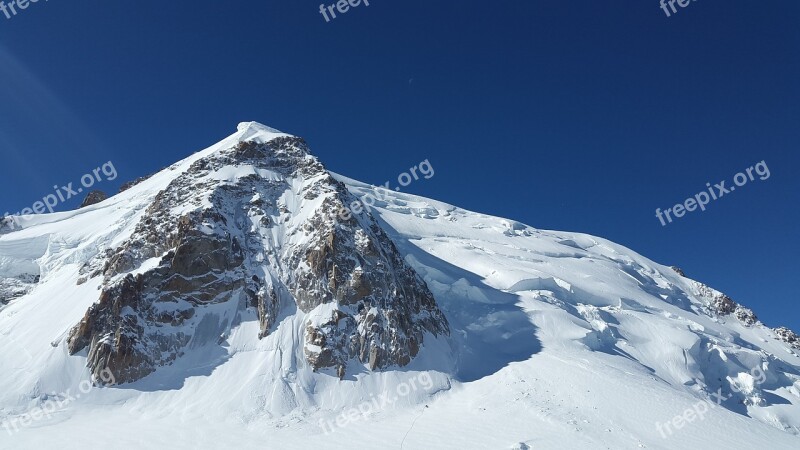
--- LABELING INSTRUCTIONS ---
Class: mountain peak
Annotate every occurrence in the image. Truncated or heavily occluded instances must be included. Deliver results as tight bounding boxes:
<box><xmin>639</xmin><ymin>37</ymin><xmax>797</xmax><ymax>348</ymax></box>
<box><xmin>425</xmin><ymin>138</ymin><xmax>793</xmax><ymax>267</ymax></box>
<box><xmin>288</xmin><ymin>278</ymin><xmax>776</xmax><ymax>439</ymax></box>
<box><xmin>236</xmin><ymin>121</ymin><xmax>286</xmax><ymax>142</ymax></box>
<box><xmin>62</xmin><ymin>133</ymin><xmax>449</xmax><ymax>384</ymax></box>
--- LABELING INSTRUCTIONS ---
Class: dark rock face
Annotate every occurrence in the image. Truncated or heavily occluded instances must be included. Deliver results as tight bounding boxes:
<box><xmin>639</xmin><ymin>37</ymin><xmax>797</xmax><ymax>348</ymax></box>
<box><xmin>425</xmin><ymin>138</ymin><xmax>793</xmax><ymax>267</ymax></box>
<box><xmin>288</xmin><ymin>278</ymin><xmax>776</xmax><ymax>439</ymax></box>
<box><xmin>67</xmin><ymin>135</ymin><xmax>449</xmax><ymax>384</ymax></box>
<box><xmin>0</xmin><ymin>274</ymin><xmax>39</xmax><ymax>306</ymax></box>
<box><xmin>0</xmin><ymin>216</ymin><xmax>22</xmax><ymax>235</ymax></box>
<box><xmin>734</xmin><ymin>307</ymin><xmax>758</xmax><ymax>327</ymax></box>
<box><xmin>694</xmin><ymin>281</ymin><xmax>758</xmax><ymax>326</ymax></box>
<box><xmin>711</xmin><ymin>293</ymin><xmax>736</xmax><ymax>315</ymax></box>
<box><xmin>80</xmin><ymin>190</ymin><xmax>109</xmax><ymax>208</ymax></box>
<box><xmin>119</xmin><ymin>173</ymin><xmax>155</xmax><ymax>193</ymax></box>
<box><xmin>775</xmin><ymin>327</ymin><xmax>800</xmax><ymax>350</ymax></box>
<box><xmin>674</xmin><ymin>266</ymin><xmax>760</xmax><ymax>326</ymax></box>
<box><xmin>290</xmin><ymin>187</ymin><xmax>448</xmax><ymax>374</ymax></box>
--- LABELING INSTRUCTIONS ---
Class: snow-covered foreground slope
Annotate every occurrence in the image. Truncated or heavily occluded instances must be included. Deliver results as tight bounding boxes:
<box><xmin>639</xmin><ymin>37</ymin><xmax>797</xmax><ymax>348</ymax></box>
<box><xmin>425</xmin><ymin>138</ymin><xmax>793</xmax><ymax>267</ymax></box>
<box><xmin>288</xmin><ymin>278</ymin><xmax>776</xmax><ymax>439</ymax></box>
<box><xmin>1</xmin><ymin>123</ymin><xmax>798</xmax><ymax>449</ymax></box>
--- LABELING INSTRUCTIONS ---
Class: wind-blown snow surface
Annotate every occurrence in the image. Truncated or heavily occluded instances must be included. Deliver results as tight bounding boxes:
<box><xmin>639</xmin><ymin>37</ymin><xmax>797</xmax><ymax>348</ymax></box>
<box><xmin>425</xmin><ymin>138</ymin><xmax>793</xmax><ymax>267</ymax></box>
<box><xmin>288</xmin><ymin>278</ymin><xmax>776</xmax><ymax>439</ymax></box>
<box><xmin>1</xmin><ymin>123</ymin><xmax>798</xmax><ymax>449</ymax></box>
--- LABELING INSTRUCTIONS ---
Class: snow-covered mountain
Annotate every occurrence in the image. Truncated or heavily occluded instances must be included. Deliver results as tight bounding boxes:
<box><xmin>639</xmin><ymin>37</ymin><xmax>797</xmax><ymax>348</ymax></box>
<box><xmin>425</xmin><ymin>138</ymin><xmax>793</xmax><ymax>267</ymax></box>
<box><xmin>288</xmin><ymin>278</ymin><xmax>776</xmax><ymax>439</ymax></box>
<box><xmin>1</xmin><ymin>122</ymin><xmax>798</xmax><ymax>449</ymax></box>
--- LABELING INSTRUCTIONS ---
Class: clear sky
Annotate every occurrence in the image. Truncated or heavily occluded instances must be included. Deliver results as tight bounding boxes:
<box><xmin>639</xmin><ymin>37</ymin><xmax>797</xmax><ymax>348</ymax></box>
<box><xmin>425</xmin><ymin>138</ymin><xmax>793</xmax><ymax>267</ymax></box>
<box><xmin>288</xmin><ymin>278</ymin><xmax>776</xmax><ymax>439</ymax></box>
<box><xmin>0</xmin><ymin>1</ymin><xmax>798</xmax><ymax>331</ymax></box>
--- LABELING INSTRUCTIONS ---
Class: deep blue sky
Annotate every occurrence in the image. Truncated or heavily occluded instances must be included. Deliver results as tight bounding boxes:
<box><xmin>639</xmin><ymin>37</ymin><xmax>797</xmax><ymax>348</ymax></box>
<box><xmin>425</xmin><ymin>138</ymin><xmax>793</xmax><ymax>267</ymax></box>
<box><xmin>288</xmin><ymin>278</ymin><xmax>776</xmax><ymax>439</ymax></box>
<box><xmin>0</xmin><ymin>1</ymin><xmax>798</xmax><ymax>331</ymax></box>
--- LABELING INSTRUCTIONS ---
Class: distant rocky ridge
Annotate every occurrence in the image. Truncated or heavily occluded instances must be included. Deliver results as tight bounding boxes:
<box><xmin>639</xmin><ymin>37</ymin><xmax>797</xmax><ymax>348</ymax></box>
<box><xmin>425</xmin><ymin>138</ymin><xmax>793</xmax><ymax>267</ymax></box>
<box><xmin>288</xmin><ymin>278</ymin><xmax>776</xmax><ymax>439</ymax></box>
<box><xmin>80</xmin><ymin>190</ymin><xmax>109</xmax><ymax>208</ymax></box>
<box><xmin>776</xmin><ymin>327</ymin><xmax>800</xmax><ymax>351</ymax></box>
<box><xmin>119</xmin><ymin>173</ymin><xmax>156</xmax><ymax>193</ymax></box>
<box><xmin>671</xmin><ymin>266</ymin><xmax>798</xmax><ymax>351</ymax></box>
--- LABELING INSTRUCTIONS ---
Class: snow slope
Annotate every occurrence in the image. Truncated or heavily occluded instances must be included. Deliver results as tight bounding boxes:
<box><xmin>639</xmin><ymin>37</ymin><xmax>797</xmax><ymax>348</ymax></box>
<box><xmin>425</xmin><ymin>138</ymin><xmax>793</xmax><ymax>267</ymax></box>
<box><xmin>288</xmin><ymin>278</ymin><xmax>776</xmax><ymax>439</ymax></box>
<box><xmin>0</xmin><ymin>123</ymin><xmax>798</xmax><ymax>449</ymax></box>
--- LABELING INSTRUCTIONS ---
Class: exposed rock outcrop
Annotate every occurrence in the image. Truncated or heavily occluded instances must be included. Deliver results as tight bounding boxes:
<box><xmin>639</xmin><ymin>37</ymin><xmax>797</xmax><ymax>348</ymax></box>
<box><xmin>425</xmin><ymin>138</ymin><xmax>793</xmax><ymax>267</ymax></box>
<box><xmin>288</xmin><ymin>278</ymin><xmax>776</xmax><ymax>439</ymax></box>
<box><xmin>0</xmin><ymin>216</ymin><xmax>22</xmax><ymax>235</ymax></box>
<box><xmin>692</xmin><ymin>280</ymin><xmax>758</xmax><ymax>326</ymax></box>
<box><xmin>119</xmin><ymin>173</ymin><xmax>156</xmax><ymax>193</ymax></box>
<box><xmin>775</xmin><ymin>327</ymin><xmax>800</xmax><ymax>350</ymax></box>
<box><xmin>80</xmin><ymin>190</ymin><xmax>109</xmax><ymax>208</ymax></box>
<box><xmin>0</xmin><ymin>274</ymin><xmax>39</xmax><ymax>306</ymax></box>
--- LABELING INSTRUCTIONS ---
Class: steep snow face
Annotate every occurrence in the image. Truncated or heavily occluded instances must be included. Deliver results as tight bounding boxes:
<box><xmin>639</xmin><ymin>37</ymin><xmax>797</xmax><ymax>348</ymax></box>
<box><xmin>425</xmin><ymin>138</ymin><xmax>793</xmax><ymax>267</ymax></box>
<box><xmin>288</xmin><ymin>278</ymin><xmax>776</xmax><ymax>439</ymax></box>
<box><xmin>0</xmin><ymin>123</ymin><xmax>798</xmax><ymax>449</ymax></box>
<box><xmin>340</xmin><ymin>174</ymin><xmax>800</xmax><ymax>434</ymax></box>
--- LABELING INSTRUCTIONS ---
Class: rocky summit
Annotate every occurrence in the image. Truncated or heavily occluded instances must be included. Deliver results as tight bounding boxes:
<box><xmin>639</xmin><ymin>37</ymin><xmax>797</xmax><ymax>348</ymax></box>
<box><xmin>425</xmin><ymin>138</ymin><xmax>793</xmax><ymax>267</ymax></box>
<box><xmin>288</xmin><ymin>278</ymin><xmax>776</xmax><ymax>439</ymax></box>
<box><xmin>66</xmin><ymin>123</ymin><xmax>448</xmax><ymax>384</ymax></box>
